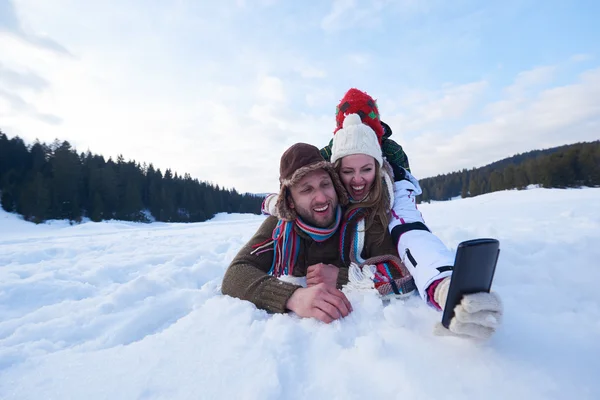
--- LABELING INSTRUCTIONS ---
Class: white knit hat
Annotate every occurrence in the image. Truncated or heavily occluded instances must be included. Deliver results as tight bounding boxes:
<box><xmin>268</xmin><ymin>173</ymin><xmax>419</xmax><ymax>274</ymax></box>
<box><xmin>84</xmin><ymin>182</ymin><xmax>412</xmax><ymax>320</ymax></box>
<box><xmin>330</xmin><ymin>113</ymin><xmax>395</xmax><ymax>207</ymax></box>
<box><xmin>331</xmin><ymin>113</ymin><xmax>383</xmax><ymax>166</ymax></box>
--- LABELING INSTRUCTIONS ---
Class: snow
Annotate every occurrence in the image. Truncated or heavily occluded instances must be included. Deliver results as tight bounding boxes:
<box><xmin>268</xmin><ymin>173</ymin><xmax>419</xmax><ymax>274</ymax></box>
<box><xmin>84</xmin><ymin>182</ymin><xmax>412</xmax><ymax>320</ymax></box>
<box><xmin>1</xmin><ymin>188</ymin><xmax>599</xmax><ymax>399</ymax></box>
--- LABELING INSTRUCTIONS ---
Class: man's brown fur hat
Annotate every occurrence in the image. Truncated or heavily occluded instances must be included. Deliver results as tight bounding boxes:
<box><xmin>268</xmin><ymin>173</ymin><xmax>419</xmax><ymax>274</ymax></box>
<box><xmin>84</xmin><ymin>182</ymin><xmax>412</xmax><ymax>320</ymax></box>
<box><xmin>276</xmin><ymin>143</ymin><xmax>348</xmax><ymax>221</ymax></box>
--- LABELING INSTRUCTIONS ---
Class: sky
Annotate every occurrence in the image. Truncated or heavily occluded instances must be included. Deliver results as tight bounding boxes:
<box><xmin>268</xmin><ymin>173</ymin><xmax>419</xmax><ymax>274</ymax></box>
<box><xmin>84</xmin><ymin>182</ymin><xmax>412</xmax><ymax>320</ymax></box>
<box><xmin>1</xmin><ymin>187</ymin><xmax>600</xmax><ymax>398</ymax></box>
<box><xmin>1</xmin><ymin>0</ymin><xmax>599</xmax><ymax>193</ymax></box>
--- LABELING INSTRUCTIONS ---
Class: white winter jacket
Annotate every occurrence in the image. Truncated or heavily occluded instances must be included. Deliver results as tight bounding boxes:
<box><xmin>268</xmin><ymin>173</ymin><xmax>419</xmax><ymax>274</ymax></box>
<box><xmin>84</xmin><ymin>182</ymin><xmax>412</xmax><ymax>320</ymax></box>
<box><xmin>389</xmin><ymin>168</ymin><xmax>454</xmax><ymax>302</ymax></box>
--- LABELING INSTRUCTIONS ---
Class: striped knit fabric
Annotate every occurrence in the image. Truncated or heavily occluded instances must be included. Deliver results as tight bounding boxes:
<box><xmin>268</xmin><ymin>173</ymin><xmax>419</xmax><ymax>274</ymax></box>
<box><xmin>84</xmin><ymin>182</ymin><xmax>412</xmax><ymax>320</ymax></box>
<box><xmin>339</xmin><ymin>208</ymin><xmax>368</xmax><ymax>266</ymax></box>
<box><xmin>360</xmin><ymin>255</ymin><xmax>417</xmax><ymax>297</ymax></box>
<box><xmin>340</xmin><ymin>208</ymin><xmax>416</xmax><ymax>297</ymax></box>
<box><xmin>296</xmin><ymin>207</ymin><xmax>342</xmax><ymax>242</ymax></box>
<box><xmin>268</xmin><ymin>219</ymin><xmax>300</xmax><ymax>277</ymax></box>
<box><xmin>267</xmin><ymin>207</ymin><xmax>342</xmax><ymax>277</ymax></box>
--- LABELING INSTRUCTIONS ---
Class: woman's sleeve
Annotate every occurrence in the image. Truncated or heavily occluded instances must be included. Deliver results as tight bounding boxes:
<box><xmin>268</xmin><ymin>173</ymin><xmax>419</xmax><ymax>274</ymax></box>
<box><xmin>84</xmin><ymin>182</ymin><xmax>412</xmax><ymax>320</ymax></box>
<box><xmin>319</xmin><ymin>139</ymin><xmax>334</xmax><ymax>162</ymax></box>
<box><xmin>381</xmin><ymin>138</ymin><xmax>411</xmax><ymax>172</ymax></box>
<box><xmin>388</xmin><ymin>168</ymin><xmax>454</xmax><ymax>303</ymax></box>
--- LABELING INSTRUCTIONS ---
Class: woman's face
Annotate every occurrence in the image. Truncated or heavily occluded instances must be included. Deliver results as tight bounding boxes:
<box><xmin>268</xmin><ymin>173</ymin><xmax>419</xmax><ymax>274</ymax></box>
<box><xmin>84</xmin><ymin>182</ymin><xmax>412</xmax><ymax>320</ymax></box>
<box><xmin>339</xmin><ymin>154</ymin><xmax>377</xmax><ymax>201</ymax></box>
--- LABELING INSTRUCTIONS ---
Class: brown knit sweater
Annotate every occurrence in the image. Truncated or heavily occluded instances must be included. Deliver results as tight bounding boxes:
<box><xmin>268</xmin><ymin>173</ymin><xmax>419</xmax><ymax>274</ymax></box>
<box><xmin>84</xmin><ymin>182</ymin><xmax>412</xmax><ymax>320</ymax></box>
<box><xmin>221</xmin><ymin>215</ymin><xmax>398</xmax><ymax>314</ymax></box>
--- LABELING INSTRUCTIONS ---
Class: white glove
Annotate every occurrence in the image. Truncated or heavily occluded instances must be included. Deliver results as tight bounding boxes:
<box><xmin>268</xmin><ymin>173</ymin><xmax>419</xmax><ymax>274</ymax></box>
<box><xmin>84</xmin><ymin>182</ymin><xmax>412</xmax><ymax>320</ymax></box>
<box><xmin>344</xmin><ymin>263</ymin><xmax>413</xmax><ymax>300</ymax></box>
<box><xmin>344</xmin><ymin>263</ymin><xmax>377</xmax><ymax>292</ymax></box>
<box><xmin>261</xmin><ymin>193</ymin><xmax>279</xmax><ymax>217</ymax></box>
<box><xmin>432</xmin><ymin>277</ymin><xmax>503</xmax><ymax>340</ymax></box>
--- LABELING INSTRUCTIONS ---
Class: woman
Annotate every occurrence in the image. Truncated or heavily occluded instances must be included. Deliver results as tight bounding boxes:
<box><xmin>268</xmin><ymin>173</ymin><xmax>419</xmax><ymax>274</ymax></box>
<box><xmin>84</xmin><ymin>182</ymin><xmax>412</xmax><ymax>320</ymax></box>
<box><xmin>330</xmin><ymin>112</ymin><xmax>395</xmax><ymax>245</ymax></box>
<box><xmin>327</xmin><ymin>91</ymin><xmax>456</xmax><ymax>308</ymax></box>
<box><xmin>327</xmin><ymin>113</ymin><xmax>412</xmax><ymax>297</ymax></box>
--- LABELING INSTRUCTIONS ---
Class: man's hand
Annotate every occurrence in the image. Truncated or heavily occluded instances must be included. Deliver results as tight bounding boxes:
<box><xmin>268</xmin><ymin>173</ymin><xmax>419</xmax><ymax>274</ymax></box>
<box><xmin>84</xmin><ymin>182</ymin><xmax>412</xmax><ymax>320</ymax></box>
<box><xmin>306</xmin><ymin>263</ymin><xmax>339</xmax><ymax>288</ymax></box>
<box><xmin>286</xmin><ymin>283</ymin><xmax>353</xmax><ymax>323</ymax></box>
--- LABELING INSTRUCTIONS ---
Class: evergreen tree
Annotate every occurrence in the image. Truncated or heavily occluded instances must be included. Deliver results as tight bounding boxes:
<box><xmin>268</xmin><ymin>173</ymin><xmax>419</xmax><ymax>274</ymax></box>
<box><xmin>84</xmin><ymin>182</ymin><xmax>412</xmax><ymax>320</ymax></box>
<box><xmin>101</xmin><ymin>161</ymin><xmax>119</xmax><ymax>219</ymax></box>
<box><xmin>49</xmin><ymin>141</ymin><xmax>82</xmax><ymax>221</ymax></box>
<box><xmin>468</xmin><ymin>175</ymin><xmax>479</xmax><ymax>197</ymax></box>
<box><xmin>514</xmin><ymin>165</ymin><xmax>529</xmax><ymax>189</ymax></box>
<box><xmin>578</xmin><ymin>145</ymin><xmax>600</xmax><ymax>185</ymax></box>
<box><xmin>90</xmin><ymin>192</ymin><xmax>104</xmax><ymax>222</ymax></box>
<box><xmin>1</xmin><ymin>190</ymin><xmax>15</xmax><ymax>212</ymax></box>
<box><xmin>460</xmin><ymin>169</ymin><xmax>469</xmax><ymax>198</ymax></box>
<box><xmin>503</xmin><ymin>165</ymin><xmax>516</xmax><ymax>190</ymax></box>
<box><xmin>489</xmin><ymin>170</ymin><xmax>504</xmax><ymax>192</ymax></box>
<box><xmin>17</xmin><ymin>172</ymin><xmax>50</xmax><ymax>223</ymax></box>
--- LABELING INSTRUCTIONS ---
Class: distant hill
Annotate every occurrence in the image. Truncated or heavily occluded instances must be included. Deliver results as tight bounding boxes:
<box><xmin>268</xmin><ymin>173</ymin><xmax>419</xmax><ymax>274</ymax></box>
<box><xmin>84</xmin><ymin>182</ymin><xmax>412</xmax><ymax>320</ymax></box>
<box><xmin>418</xmin><ymin>141</ymin><xmax>600</xmax><ymax>203</ymax></box>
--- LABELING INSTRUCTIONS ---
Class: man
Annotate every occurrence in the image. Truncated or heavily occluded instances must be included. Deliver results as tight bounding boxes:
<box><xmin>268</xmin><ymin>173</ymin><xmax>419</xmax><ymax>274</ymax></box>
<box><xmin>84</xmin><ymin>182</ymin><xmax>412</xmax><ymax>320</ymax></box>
<box><xmin>221</xmin><ymin>142</ymin><xmax>405</xmax><ymax>323</ymax></box>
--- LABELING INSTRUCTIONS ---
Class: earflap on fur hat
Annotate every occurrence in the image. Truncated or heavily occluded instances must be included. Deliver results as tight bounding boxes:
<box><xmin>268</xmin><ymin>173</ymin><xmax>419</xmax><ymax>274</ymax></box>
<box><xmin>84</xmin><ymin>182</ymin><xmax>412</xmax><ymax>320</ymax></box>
<box><xmin>274</xmin><ymin>143</ymin><xmax>348</xmax><ymax>221</ymax></box>
<box><xmin>335</xmin><ymin>88</ymin><xmax>384</xmax><ymax>143</ymax></box>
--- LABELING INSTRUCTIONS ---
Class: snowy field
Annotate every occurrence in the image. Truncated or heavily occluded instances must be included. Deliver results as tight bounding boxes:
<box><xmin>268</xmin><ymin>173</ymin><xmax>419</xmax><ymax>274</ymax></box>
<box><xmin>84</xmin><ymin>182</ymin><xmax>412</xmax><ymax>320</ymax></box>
<box><xmin>1</xmin><ymin>188</ymin><xmax>599</xmax><ymax>399</ymax></box>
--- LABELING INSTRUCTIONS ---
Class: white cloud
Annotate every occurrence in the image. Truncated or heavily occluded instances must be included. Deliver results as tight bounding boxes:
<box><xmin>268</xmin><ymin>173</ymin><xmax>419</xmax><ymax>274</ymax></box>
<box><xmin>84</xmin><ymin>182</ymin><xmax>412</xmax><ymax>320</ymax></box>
<box><xmin>385</xmin><ymin>80</ymin><xmax>488</xmax><ymax>134</ymax></box>
<box><xmin>415</xmin><ymin>81</ymin><xmax>488</xmax><ymax>121</ymax></box>
<box><xmin>483</xmin><ymin>66</ymin><xmax>558</xmax><ymax>118</ymax></box>
<box><xmin>305</xmin><ymin>86</ymin><xmax>336</xmax><ymax>108</ymax></box>
<box><xmin>404</xmin><ymin>67</ymin><xmax>600</xmax><ymax>178</ymax></box>
<box><xmin>257</xmin><ymin>76</ymin><xmax>286</xmax><ymax>103</ymax></box>
<box><xmin>295</xmin><ymin>65</ymin><xmax>327</xmax><ymax>79</ymax></box>
<box><xmin>505</xmin><ymin>65</ymin><xmax>556</xmax><ymax>97</ymax></box>
<box><xmin>570</xmin><ymin>54</ymin><xmax>593</xmax><ymax>63</ymax></box>
<box><xmin>0</xmin><ymin>62</ymin><xmax>48</xmax><ymax>92</ymax></box>
<box><xmin>321</xmin><ymin>0</ymin><xmax>390</xmax><ymax>32</ymax></box>
<box><xmin>320</xmin><ymin>0</ymin><xmax>437</xmax><ymax>32</ymax></box>
<box><xmin>346</xmin><ymin>53</ymin><xmax>371</xmax><ymax>66</ymax></box>
<box><xmin>321</xmin><ymin>0</ymin><xmax>357</xmax><ymax>32</ymax></box>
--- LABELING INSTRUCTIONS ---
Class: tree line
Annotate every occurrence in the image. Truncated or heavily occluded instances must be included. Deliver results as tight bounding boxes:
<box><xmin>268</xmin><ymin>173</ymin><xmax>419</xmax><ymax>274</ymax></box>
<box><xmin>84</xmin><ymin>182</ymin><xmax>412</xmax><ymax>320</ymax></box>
<box><xmin>419</xmin><ymin>141</ymin><xmax>600</xmax><ymax>203</ymax></box>
<box><xmin>0</xmin><ymin>131</ymin><xmax>264</xmax><ymax>223</ymax></box>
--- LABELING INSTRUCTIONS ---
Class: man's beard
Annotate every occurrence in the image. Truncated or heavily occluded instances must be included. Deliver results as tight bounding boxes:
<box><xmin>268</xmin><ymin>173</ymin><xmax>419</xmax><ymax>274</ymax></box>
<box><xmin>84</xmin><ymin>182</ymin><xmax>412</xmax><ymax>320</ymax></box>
<box><xmin>295</xmin><ymin>202</ymin><xmax>337</xmax><ymax>228</ymax></box>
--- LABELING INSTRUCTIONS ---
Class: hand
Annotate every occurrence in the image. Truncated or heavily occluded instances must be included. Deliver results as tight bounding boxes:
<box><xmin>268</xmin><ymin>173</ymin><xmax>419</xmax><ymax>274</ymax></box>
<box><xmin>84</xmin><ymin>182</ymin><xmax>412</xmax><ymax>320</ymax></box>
<box><xmin>261</xmin><ymin>193</ymin><xmax>279</xmax><ymax>216</ymax></box>
<box><xmin>286</xmin><ymin>283</ymin><xmax>353</xmax><ymax>323</ymax></box>
<box><xmin>433</xmin><ymin>277</ymin><xmax>503</xmax><ymax>340</ymax></box>
<box><xmin>306</xmin><ymin>263</ymin><xmax>339</xmax><ymax>288</ymax></box>
<box><xmin>390</xmin><ymin>162</ymin><xmax>406</xmax><ymax>182</ymax></box>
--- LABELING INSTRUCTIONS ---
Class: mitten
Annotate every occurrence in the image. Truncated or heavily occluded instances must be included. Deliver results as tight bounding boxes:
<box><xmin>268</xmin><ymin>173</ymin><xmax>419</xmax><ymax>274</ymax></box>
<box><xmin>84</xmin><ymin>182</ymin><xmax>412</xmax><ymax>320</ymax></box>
<box><xmin>345</xmin><ymin>262</ymin><xmax>415</xmax><ymax>299</ymax></box>
<box><xmin>432</xmin><ymin>277</ymin><xmax>503</xmax><ymax>340</ymax></box>
<box><xmin>261</xmin><ymin>193</ymin><xmax>279</xmax><ymax>217</ymax></box>
<box><xmin>390</xmin><ymin>161</ymin><xmax>406</xmax><ymax>182</ymax></box>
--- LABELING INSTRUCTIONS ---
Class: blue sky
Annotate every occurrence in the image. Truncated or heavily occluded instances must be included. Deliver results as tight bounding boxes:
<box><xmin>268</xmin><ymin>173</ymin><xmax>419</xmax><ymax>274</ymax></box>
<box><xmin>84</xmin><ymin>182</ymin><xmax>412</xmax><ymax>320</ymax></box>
<box><xmin>1</xmin><ymin>0</ymin><xmax>599</xmax><ymax>193</ymax></box>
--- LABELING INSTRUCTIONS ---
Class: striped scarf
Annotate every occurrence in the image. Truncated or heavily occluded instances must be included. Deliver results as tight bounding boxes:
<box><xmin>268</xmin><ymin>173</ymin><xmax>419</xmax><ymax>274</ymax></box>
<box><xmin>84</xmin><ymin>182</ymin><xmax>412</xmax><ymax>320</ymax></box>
<box><xmin>339</xmin><ymin>208</ymin><xmax>368</xmax><ymax>266</ymax></box>
<box><xmin>267</xmin><ymin>206</ymin><xmax>342</xmax><ymax>277</ymax></box>
<box><xmin>340</xmin><ymin>208</ymin><xmax>416</xmax><ymax>295</ymax></box>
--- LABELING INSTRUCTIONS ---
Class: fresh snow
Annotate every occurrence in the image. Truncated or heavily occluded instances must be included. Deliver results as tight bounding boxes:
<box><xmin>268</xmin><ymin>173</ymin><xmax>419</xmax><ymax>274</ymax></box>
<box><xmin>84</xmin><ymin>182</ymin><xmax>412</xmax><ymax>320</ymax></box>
<box><xmin>1</xmin><ymin>188</ymin><xmax>599</xmax><ymax>399</ymax></box>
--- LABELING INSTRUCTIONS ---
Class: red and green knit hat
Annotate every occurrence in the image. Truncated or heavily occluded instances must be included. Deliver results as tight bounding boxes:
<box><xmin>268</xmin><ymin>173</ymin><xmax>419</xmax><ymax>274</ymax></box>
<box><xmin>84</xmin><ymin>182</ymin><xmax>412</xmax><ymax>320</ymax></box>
<box><xmin>335</xmin><ymin>88</ymin><xmax>384</xmax><ymax>144</ymax></box>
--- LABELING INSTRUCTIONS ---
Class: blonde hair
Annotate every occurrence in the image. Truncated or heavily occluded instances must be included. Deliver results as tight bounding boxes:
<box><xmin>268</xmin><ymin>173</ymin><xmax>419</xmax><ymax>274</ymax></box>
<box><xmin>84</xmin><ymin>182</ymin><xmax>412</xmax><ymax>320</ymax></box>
<box><xmin>334</xmin><ymin>160</ymin><xmax>391</xmax><ymax>244</ymax></box>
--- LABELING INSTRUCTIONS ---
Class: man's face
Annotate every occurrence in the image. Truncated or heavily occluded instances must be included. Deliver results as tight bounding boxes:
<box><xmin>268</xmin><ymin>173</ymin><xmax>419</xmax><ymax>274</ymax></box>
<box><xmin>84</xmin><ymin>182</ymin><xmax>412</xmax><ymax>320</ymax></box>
<box><xmin>288</xmin><ymin>169</ymin><xmax>339</xmax><ymax>228</ymax></box>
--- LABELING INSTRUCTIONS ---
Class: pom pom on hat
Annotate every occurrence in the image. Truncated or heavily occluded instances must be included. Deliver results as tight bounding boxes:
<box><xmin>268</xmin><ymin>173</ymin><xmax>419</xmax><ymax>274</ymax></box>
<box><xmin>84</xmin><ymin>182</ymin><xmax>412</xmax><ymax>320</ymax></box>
<box><xmin>331</xmin><ymin>113</ymin><xmax>383</xmax><ymax>167</ymax></box>
<box><xmin>335</xmin><ymin>88</ymin><xmax>384</xmax><ymax>143</ymax></box>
